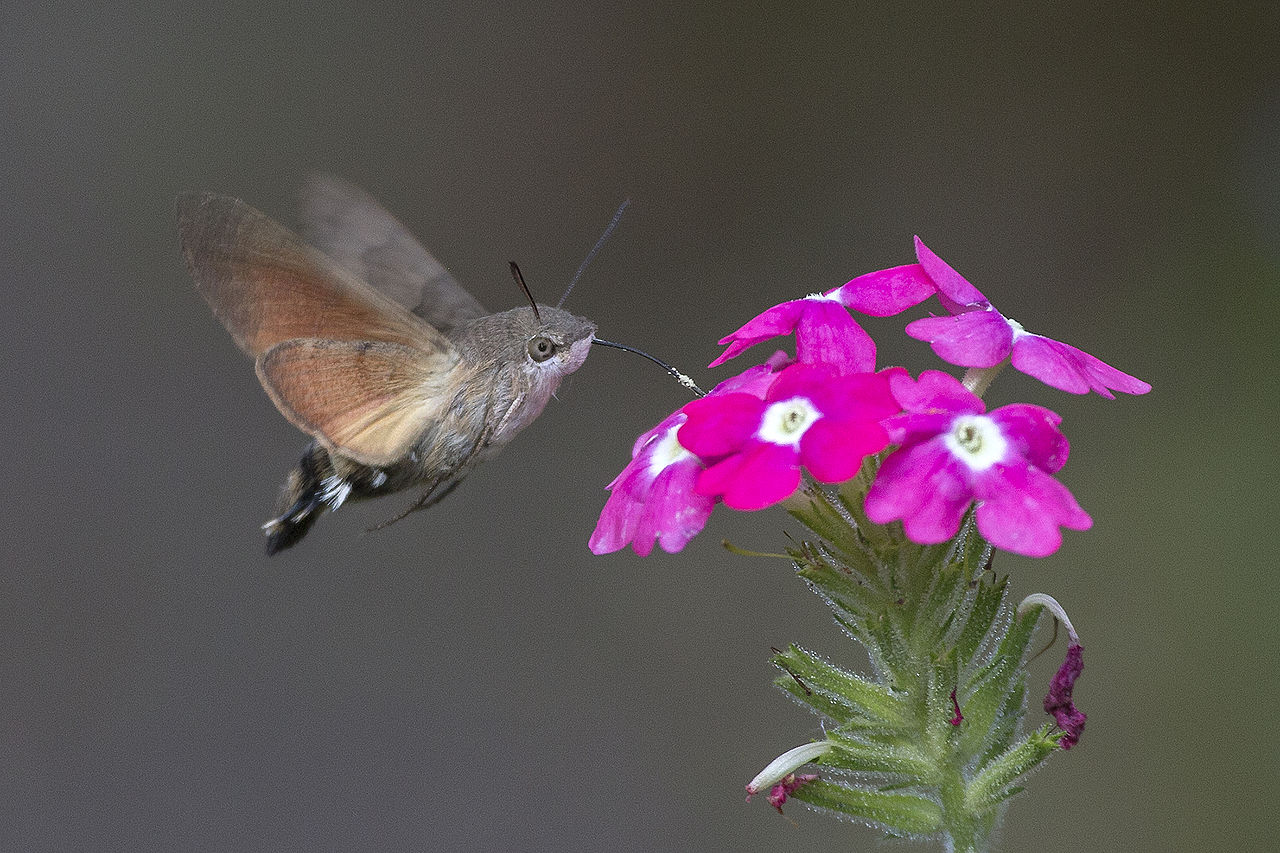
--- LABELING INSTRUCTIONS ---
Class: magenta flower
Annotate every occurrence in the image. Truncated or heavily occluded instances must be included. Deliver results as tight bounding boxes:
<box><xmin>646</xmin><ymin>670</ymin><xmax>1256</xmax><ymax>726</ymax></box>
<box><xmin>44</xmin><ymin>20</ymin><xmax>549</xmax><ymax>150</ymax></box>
<box><xmin>864</xmin><ymin>370</ymin><xmax>1092</xmax><ymax>557</ymax></box>
<box><xmin>904</xmin><ymin>237</ymin><xmax>1151</xmax><ymax>399</ymax></box>
<box><xmin>589</xmin><ymin>356</ymin><xmax>791</xmax><ymax>556</ymax></box>
<box><xmin>709</xmin><ymin>295</ymin><xmax>876</xmax><ymax>373</ymax></box>
<box><xmin>588</xmin><ymin>410</ymin><xmax>714</xmax><ymax>556</ymax></box>
<box><xmin>1044</xmin><ymin>642</ymin><xmax>1087</xmax><ymax>749</ymax></box>
<box><xmin>679</xmin><ymin>365</ymin><xmax>899</xmax><ymax>511</ymax></box>
<box><xmin>709</xmin><ymin>264</ymin><xmax>935</xmax><ymax>372</ymax></box>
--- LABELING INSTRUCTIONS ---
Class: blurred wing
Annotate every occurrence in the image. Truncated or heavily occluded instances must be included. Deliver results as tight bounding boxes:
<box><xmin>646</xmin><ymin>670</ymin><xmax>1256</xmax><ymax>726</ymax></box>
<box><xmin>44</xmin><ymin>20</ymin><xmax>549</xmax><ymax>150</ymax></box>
<box><xmin>299</xmin><ymin>173</ymin><xmax>489</xmax><ymax>333</ymax></box>
<box><xmin>178</xmin><ymin>191</ymin><xmax>451</xmax><ymax>357</ymax></box>
<box><xmin>257</xmin><ymin>339</ymin><xmax>456</xmax><ymax>467</ymax></box>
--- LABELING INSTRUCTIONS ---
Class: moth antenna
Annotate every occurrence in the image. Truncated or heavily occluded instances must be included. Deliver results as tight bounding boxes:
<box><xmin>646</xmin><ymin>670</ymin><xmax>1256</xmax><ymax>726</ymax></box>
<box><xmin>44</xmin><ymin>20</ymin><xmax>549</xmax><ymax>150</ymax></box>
<box><xmin>557</xmin><ymin>197</ymin><xmax>631</xmax><ymax>308</ymax></box>
<box><xmin>592</xmin><ymin>337</ymin><xmax>705</xmax><ymax>397</ymax></box>
<box><xmin>508</xmin><ymin>262</ymin><xmax>541</xmax><ymax>321</ymax></box>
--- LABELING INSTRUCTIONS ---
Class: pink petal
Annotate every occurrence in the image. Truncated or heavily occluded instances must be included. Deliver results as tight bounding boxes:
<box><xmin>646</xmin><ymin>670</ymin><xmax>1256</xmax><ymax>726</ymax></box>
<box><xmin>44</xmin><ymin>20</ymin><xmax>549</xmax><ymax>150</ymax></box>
<box><xmin>1011</xmin><ymin>334</ymin><xmax>1152</xmax><ymax>399</ymax></box>
<box><xmin>813</xmin><ymin>372</ymin><xmax>900</xmax><ymax>422</ymax></box>
<box><xmin>989</xmin><ymin>404</ymin><xmax>1069</xmax><ymax>473</ymax></box>
<box><xmin>708</xmin><ymin>358</ymin><xmax>788</xmax><ymax>398</ymax></box>
<box><xmin>770</xmin><ymin>367</ymin><xmax>898</xmax><ymax>423</ymax></box>
<box><xmin>888</xmin><ymin>370</ymin><xmax>985</xmax><ymax>417</ymax></box>
<box><xmin>879</xmin><ymin>410</ymin><xmax>956</xmax><ymax>446</ymax></box>
<box><xmin>765</xmin><ymin>363</ymin><xmax>829</xmax><ymax>402</ymax></box>
<box><xmin>590</xmin><ymin>466</ymin><xmax>649</xmax><ymax>555</ymax></box>
<box><xmin>694</xmin><ymin>452</ymin><xmax>747</xmax><ymax>499</ymax></box>
<box><xmin>793</xmin><ymin>301</ymin><xmax>876</xmax><ymax>373</ymax></box>
<box><xmin>678</xmin><ymin>393</ymin><xmax>763</xmax><ymax>458</ymax></box>
<box><xmin>591</xmin><ymin>435</ymin><xmax>716</xmax><ymax>557</ymax></box>
<box><xmin>906</xmin><ymin>310</ymin><xmax>1013</xmax><ymax>368</ymax></box>
<box><xmin>913</xmin><ymin>236</ymin><xmax>987</xmax><ymax>307</ymax></box>
<box><xmin>633</xmin><ymin>461</ymin><xmax>715</xmax><ymax>554</ymax></box>
<box><xmin>698</xmin><ymin>443</ymin><xmax>801</xmax><ymax>510</ymax></box>
<box><xmin>972</xmin><ymin>464</ymin><xmax>1092</xmax><ymax>557</ymax></box>
<box><xmin>589</xmin><ymin>495</ymin><xmax>642</xmax><ymax>555</ymax></box>
<box><xmin>629</xmin><ymin>410</ymin><xmax>686</xmax><ymax>458</ymax></box>
<box><xmin>800</xmin><ymin>418</ymin><xmax>888</xmax><ymax>482</ymax></box>
<box><xmin>709</xmin><ymin>300</ymin><xmax>808</xmax><ymax>368</ymax></box>
<box><xmin>834</xmin><ymin>263</ymin><xmax>937</xmax><ymax>316</ymax></box>
<box><xmin>864</xmin><ymin>440</ymin><xmax>972</xmax><ymax>542</ymax></box>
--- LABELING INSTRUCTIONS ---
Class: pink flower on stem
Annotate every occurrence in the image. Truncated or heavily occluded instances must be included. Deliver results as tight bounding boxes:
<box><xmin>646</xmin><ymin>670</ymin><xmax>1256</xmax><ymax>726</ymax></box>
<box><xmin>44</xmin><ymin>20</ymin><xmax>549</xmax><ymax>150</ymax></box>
<box><xmin>679</xmin><ymin>364</ymin><xmax>899</xmax><ymax>511</ymax></box>
<box><xmin>864</xmin><ymin>370</ymin><xmax>1092</xmax><ymax>557</ymax></box>
<box><xmin>590</xmin><ymin>357</ymin><xmax>791</xmax><ymax>556</ymax></box>
<box><xmin>588</xmin><ymin>410</ymin><xmax>714</xmax><ymax>557</ymax></box>
<box><xmin>709</xmin><ymin>296</ymin><xmax>875</xmax><ymax>373</ymax></box>
<box><xmin>904</xmin><ymin>237</ymin><xmax>1151</xmax><ymax>399</ymax></box>
<box><xmin>709</xmin><ymin>264</ymin><xmax>935</xmax><ymax>372</ymax></box>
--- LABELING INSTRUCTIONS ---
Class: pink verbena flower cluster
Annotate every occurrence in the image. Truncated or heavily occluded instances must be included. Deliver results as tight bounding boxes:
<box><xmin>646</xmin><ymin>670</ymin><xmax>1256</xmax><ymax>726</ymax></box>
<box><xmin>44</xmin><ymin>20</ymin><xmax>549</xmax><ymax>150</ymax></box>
<box><xmin>590</xmin><ymin>238</ymin><xmax>1149</xmax><ymax>558</ymax></box>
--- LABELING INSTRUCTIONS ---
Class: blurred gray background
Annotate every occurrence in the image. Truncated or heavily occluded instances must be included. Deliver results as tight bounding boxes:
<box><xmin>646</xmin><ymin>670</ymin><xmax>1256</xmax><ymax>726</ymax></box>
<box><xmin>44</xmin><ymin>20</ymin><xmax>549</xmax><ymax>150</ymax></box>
<box><xmin>3</xmin><ymin>2</ymin><xmax>1276</xmax><ymax>851</ymax></box>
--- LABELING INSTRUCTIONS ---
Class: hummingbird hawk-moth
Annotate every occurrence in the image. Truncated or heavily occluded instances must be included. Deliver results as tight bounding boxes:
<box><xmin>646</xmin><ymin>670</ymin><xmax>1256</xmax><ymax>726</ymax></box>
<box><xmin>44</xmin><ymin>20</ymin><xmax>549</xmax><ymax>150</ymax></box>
<box><xmin>178</xmin><ymin>176</ymin><xmax>596</xmax><ymax>554</ymax></box>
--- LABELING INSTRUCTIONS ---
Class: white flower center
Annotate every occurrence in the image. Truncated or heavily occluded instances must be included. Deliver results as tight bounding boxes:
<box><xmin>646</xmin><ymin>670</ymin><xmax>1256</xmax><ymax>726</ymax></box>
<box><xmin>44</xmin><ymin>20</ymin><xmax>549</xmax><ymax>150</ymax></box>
<box><xmin>1006</xmin><ymin>316</ymin><xmax>1028</xmax><ymax>339</ymax></box>
<box><xmin>944</xmin><ymin>414</ymin><xmax>1007</xmax><ymax>471</ymax></box>
<box><xmin>803</xmin><ymin>291</ymin><xmax>842</xmax><ymax>302</ymax></box>
<box><xmin>757</xmin><ymin>397</ymin><xmax>821</xmax><ymax>446</ymax></box>
<box><xmin>647</xmin><ymin>425</ymin><xmax>692</xmax><ymax>477</ymax></box>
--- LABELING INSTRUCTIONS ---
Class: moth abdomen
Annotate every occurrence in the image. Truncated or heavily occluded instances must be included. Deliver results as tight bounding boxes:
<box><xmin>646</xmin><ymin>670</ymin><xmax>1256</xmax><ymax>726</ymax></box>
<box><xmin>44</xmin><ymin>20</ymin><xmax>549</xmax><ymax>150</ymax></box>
<box><xmin>263</xmin><ymin>442</ymin><xmax>332</xmax><ymax>555</ymax></box>
<box><xmin>262</xmin><ymin>441</ymin><xmax>420</xmax><ymax>554</ymax></box>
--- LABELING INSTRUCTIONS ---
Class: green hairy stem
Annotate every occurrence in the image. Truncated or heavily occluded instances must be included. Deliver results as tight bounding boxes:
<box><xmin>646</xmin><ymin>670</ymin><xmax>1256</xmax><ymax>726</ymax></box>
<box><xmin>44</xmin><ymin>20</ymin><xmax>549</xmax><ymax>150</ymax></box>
<box><xmin>756</xmin><ymin>466</ymin><xmax>1064</xmax><ymax>851</ymax></box>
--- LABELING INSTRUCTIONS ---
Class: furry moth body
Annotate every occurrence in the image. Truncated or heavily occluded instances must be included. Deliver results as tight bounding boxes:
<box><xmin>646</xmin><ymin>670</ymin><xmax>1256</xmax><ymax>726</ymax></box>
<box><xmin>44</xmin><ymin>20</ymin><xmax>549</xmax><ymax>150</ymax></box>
<box><xmin>177</xmin><ymin>176</ymin><xmax>596</xmax><ymax>554</ymax></box>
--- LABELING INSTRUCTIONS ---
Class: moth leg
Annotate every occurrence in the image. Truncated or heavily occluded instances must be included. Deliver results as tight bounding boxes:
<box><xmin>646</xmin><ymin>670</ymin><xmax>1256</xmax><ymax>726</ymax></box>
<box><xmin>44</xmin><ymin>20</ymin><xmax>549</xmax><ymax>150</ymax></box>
<box><xmin>365</xmin><ymin>403</ymin><xmax>498</xmax><ymax>534</ymax></box>
<box><xmin>365</xmin><ymin>476</ymin><xmax>464</xmax><ymax>532</ymax></box>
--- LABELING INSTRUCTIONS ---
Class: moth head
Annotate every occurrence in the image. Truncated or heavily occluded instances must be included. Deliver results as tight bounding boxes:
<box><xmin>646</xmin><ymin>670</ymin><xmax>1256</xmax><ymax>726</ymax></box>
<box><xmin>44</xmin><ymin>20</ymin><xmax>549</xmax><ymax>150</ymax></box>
<box><xmin>524</xmin><ymin>305</ymin><xmax>597</xmax><ymax>374</ymax></box>
<box><xmin>457</xmin><ymin>305</ymin><xmax>596</xmax><ymax>379</ymax></box>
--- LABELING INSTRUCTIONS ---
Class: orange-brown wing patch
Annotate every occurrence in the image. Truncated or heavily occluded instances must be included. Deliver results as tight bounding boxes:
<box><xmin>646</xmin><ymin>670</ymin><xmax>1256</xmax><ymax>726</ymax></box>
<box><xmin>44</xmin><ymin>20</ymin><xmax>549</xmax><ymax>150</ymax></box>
<box><xmin>178</xmin><ymin>192</ymin><xmax>451</xmax><ymax>357</ymax></box>
<box><xmin>256</xmin><ymin>339</ymin><xmax>455</xmax><ymax>467</ymax></box>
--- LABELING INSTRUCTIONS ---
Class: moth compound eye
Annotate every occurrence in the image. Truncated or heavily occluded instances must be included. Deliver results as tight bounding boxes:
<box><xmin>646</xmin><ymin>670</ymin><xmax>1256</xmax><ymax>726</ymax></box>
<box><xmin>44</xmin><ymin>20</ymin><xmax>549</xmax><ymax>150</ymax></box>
<box><xmin>527</xmin><ymin>335</ymin><xmax>556</xmax><ymax>363</ymax></box>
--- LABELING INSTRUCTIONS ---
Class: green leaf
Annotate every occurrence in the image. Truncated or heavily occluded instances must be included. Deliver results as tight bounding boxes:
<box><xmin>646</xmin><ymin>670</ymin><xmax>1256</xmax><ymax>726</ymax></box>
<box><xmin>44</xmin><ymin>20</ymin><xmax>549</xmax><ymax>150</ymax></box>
<box><xmin>954</xmin><ymin>574</ymin><xmax>1006</xmax><ymax>668</ymax></box>
<box><xmin>772</xmin><ymin>645</ymin><xmax>906</xmax><ymax>726</ymax></box>
<box><xmin>963</xmin><ymin>727</ymin><xmax>1060</xmax><ymax>814</ymax></box>
<box><xmin>824</xmin><ymin>729</ymin><xmax>939</xmax><ymax>780</ymax></box>
<box><xmin>789</xmin><ymin>489</ymin><xmax>887</xmax><ymax>586</ymax></box>
<box><xmin>790</xmin><ymin>780</ymin><xmax>943</xmax><ymax>836</ymax></box>
<box><xmin>957</xmin><ymin>654</ymin><xmax>1020</xmax><ymax>759</ymax></box>
<box><xmin>979</xmin><ymin>676</ymin><xmax>1027</xmax><ymax>766</ymax></box>
<box><xmin>753</xmin><ymin>471</ymin><xmax>1067</xmax><ymax>849</ymax></box>
<box><xmin>958</xmin><ymin>606</ymin><xmax>1040</xmax><ymax>758</ymax></box>
<box><xmin>912</xmin><ymin>557</ymin><xmax>967</xmax><ymax>651</ymax></box>
<box><xmin>796</xmin><ymin>554</ymin><xmax>883</xmax><ymax>619</ymax></box>
<box><xmin>773</xmin><ymin>674</ymin><xmax>867</xmax><ymax>726</ymax></box>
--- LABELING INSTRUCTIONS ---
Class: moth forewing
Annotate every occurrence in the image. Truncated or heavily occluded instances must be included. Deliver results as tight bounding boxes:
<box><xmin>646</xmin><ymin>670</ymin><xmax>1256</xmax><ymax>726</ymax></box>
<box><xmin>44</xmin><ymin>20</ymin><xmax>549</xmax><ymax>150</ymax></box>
<box><xmin>177</xmin><ymin>191</ymin><xmax>450</xmax><ymax>357</ymax></box>
<box><xmin>299</xmin><ymin>174</ymin><xmax>489</xmax><ymax>332</ymax></box>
